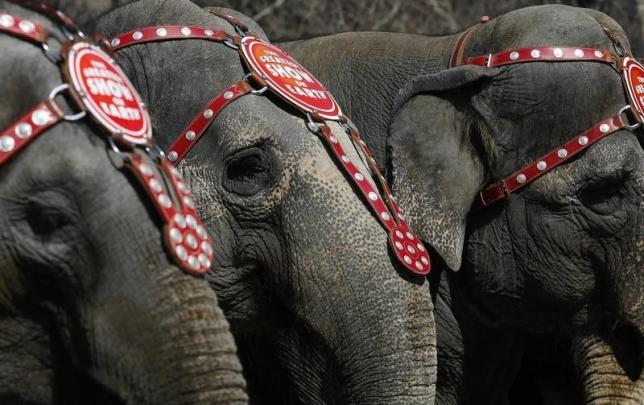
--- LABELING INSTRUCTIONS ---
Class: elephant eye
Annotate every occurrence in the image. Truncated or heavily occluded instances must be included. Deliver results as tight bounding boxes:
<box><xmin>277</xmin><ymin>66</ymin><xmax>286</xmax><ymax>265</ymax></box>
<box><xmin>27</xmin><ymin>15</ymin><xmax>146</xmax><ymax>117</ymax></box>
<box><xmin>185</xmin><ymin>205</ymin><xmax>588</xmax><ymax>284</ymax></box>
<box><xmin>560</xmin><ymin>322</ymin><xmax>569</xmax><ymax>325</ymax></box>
<box><xmin>223</xmin><ymin>147</ymin><xmax>277</xmax><ymax>197</ymax></box>
<box><xmin>578</xmin><ymin>179</ymin><xmax>623</xmax><ymax>215</ymax></box>
<box><xmin>25</xmin><ymin>195</ymin><xmax>78</xmax><ymax>242</ymax></box>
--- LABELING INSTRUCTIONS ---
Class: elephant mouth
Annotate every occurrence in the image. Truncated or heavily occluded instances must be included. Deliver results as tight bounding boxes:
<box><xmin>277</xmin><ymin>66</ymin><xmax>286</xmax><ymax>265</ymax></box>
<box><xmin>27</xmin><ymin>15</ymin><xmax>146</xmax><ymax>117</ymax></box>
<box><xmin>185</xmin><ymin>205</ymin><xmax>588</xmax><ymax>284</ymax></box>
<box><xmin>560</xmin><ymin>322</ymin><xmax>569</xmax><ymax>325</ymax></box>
<box><xmin>607</xmin><ymin>321</ymin><xmax>644</xmax><ymax>381</ymax></box>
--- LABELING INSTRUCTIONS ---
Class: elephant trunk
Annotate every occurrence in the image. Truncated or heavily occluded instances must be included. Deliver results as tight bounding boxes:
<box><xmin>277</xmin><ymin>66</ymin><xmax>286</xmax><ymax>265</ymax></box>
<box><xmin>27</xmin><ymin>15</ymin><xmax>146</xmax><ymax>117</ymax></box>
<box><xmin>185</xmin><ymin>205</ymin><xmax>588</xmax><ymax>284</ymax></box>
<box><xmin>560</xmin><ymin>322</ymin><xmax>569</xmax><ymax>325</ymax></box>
<box><xmin>89</xmin><ymin>265</ymin><xmax>248</xmax><ymax>404</ymax></box>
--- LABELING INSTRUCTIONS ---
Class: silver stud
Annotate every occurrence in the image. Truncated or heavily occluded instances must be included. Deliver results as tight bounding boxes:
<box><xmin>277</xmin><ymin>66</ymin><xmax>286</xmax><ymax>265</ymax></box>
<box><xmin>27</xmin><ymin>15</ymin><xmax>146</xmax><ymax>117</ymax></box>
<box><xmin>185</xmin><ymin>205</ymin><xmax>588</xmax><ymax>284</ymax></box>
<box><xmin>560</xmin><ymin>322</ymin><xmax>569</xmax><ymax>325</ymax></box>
<box><xmin>139</xmin><ymin>163</ymin><xmax>153</xmax><ymax>176</ymax></box>
<box><xmin>198</xmin><ymin>253</ymin><xmax>211</xmax><ymax>268</ymax></box>
<box><xmin>395</xmin><ymin>241</ymin><xmax>403</xmax><ymax>250</ymax></box>
<box><xmin>181</xmin><ymin>27</ymin><xmax>192</xmax><ymax>36</ymax></box>
<box><xmin>32</xmin><ymin>109</ymin><xmax>51</xmax><ymax>126</ymax></box>
<box><xmin>156</xmin><ymin>27</ymin><xmax>167</xmax><ymax>37</ymax></box>
<box><xmin>395</xmin><ymin>230</ymin><xmax>404</xmax><ymax>239</ymax></box>
<box><xmin>329</xmin><ymin>135</ymin><xmax>338</xmax><ymax>143</ymax></box>
<box><xmin>368</xmin><ymin>191</ymin><xmax>378</xmax><ymax>201</ymax></box>
<box><xmin>185</xmin><ymin>130</ymin><xmax>196</xmax><ymax>141</ymax></box>
<box><xmin>407</xmin><ymin>245</ymin><xmax>416</xmax><ymax>254</ymax></box>
<box><xmin>186</xmin><ymin>215</ymin><xmax>197</xmax><ymax>230</ymax></box>
<box><xmin>169</xmin><ymin>228</ymin><xmax>182</xmax><ymax>244</ymax></box>
<box><xmin>537</xmin><ymin>161</ymin><xmax>547</xmax><ymax>171</ymax></box>
<box><xmin>574</xmin><ymin>49</ymin><xmax>584</xmax><ymax>58</ymax></box>
<box><xmin>188</xmin><ymin>255</ymin><xmax>199</xmax><ymax>269</ymax></box>
<box><xmin>0</xmin><ymin>136</ymin><xmax>15</xmax><ymax>152</ymax></box>
<box><xmin>553</xmin><ymin>48</ymin><xmax>564</xmax><ymax>58</ymax></box>
<box><xmin>557</xmin><ymin>148</ymin><xmax>568</xmax><ymax>159</ymax></box>
<box><xmin>174</xmin><ymin>213</ymin><xmax>187</xmax><ymax>229</ymax></box>
<box><xmin>183</xmin><ymin>196</ymin><xmax>195</xmax><ymax>208</ymax></box>
<box><xmin>341</xmin><ymin>155</ymin><xmax>350</xmax><ymax>163</ymax></box>
<box><xmin>415</xmin><ymin>262</ymin><xmax>424</xmax><ymax>271</ymax></box>
<box><xmin>223</xmin><ymin>91</ymin><xmax>234</xmax><ymax>99</ymax></box>
<box><xmin>15</xmin><ymin>123</ymin><xmax>32</xmax><ymax>138</ymax></box>
<box><xmin>149</xmin><ymin>178</ymin><xmax>163</xmax><ymax>193</ymax></box>
<box><xmin>509</xmin><ymin>51</ymin><xmax>520</xmax><ymax>60</ymax></box>
<box><xmin>578</xmin><ymin>135</ymin><xmax>589</xmax><ymax>145</ymax></box>
<box><xmin>399</xmin><ymin>213</ymin><xmax>405</xmax><ymax>220</ymax></box>
<box><xmin>530</xmin><ymin>49</ymin><xmax>541</xmax><ymax>58</ymax></box>
<box><xmin>110</xmin><ymin>38</ymin><xmax>120</xmax><ymax>47</ymax></box>
<box><xmin>204</xmin><ymin>29</ymin><xmax>214</xmax><ymax>36</ymax></box>
<box><xmin>196</xmin><ymin>225</ymin><xmax>208</xmax><ymax>239</ymax></box>
<box><xmin>599</xmin><ymin>123</ymin><xmax>610</xmax><ymax>133</ymax></box>
<box><xmin>354</xmin><ymin>173</ymin><xmax>364</xmax><ymax>181</ymax></box>
<box><xmin>0</xmin><ymin>14</ymin><xmax>14</xmax><ymax>28</ymax></box>
<box><xmin>421</xmin><ymin>256</ymin><xmax>429</xmax><ymax>265</ymax></box>
<box><xmin>201</xmin><ymin>241</ymin><xmax>213</xmax><ymax>256</ymax></box>
<box><xmin>406</xmin><ymin>232</ymin><xmax>414</xmax><ymax>240</ymax></box>
<box><xmin>203</xmin><ymin>109</ymin><xmax>213</xmax><ymax>119</ymax></box>
<box><xmin>516</xmin><ymin>173</ymin><xmax>527</xmax><ymax>184</ymax></box>
<box><xmin>132</xmin><ymin>31</ymin><xmax>143</xmax><ymax>40</ymax></box>
<box><xmin>19</xmin><ymin>20</ymin><xmax>35</xmax><ymax>33</ymax></box>
<box><xmin>417</xmin><ymin>243</ymin><xmax>425</xmax><ymax>252</ymax></box>
<box><xmin>158</xmin><ymin>194</ymin><xmax>172</xmax><ymax>208</ymax></box>
<box><xmin>186</xmin><ymin>234</ymin><xmax>198</xmax><ymax>249</ymax></box>
<box><xmin>176</xmin><ymin>245</ymin><xmax>188</xmax><ymax>261</ymax></box>
<box><xmin>381</xmin><ymin>212</ymin><xmax>391</xmax><ymax>221</ymax></box>
<box><xmin>404</xmin><ymin>255</ymin><xmax>412</xmax><ymax>265</ymax></box>
<box><xmin>594</xmin><ymin>50</ymin><xmax>604</xmax><ymax>58</ymax></box>
<box><xmin>176</xmin><ymin>181</ymin><xmax>187</xmax><ymax>194</ymax></box>
<box><xmin>167</xmin><ymin>151</ymin><xmax>179</xmax><ymax>161</ymax></box>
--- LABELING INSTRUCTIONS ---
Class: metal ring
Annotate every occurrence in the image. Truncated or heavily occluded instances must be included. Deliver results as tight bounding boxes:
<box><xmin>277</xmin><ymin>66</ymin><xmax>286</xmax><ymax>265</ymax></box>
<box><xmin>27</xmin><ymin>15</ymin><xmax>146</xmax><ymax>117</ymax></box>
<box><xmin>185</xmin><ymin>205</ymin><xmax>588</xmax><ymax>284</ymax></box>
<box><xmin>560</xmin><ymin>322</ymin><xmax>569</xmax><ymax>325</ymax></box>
<box><xmin>223</xmin><ymin>38</ymin><xmax>239</xmax><ymax>50</ymax></box>
<box><xmin>243</xmin><ymin>73</ymin><xmax>269</xmax><ymax>95</ymax></box>
<box><xmin>48</xmin><ymin>84</ymin><xmax>87</xmax><ymax>121</ymax></box>
<box><xmin>306</xmin><ymin>113</ymin><xmax>321</xmax><ymax>133</ymax></box>
<box><xmin>619</xmin><ymin>105</ymin><xmax>642</xmax><ymax>131</ymax></box>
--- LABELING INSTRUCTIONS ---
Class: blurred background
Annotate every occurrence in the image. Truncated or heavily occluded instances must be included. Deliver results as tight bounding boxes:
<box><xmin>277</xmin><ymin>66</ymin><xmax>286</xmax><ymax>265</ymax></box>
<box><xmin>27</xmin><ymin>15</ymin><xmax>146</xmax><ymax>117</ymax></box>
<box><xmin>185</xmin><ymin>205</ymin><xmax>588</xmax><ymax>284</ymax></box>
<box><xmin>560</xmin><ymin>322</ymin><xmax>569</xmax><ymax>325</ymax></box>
<box><xmin>195</xmin><ymin>0</ymin><xmax>644</xmax><ymax>55</ymax></box>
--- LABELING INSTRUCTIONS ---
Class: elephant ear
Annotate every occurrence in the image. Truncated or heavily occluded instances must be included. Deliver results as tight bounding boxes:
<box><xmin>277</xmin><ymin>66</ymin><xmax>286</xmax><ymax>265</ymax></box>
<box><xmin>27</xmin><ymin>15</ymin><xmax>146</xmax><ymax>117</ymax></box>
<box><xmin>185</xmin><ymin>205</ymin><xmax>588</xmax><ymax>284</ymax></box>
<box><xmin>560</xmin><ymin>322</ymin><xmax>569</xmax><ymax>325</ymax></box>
<box><xmin>387</xmin><ymin>66</ymin><xmax>498</xmax><ymax>271</ymax></box>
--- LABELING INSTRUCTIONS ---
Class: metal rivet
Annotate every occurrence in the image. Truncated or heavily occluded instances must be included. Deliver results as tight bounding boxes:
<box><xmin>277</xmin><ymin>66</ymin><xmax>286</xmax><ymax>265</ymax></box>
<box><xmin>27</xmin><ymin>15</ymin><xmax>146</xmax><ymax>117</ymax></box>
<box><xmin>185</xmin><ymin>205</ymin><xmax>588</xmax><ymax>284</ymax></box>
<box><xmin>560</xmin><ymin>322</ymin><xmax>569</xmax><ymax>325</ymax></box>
<box><xmin>132</xmin><ymin>31</ymin><xmax>143</xmax><ymax>40</ymax></box>
<box><xmin>169</xmin><ymin>228</ymin><xmax>182</xmax><ymax>244</ymax></box>
<box><xmin>15</xmin><ymin>123</ymin><xmax>32</xmax><ymax>138</ymax></box>
<box><xmin>354</xmin><ymin>173</ymin><xmax>364</xmax><ymax>181</ymax></box>
<box><xmin>537</xmin><ymin>161</ymin><xmax>547</xmax><ymax>171</ymax></box>
<box><xmin>553</xmin><ymin>48</ymin><xmax>564</xmax><ymax>58</ymax></box>
<box><xmin>183</xmin><ymin>196</ymin><xmax>195</xmax><ymax>208</ymax></box>
<box><xmin>186</xmin><ymin>234</ymin><xmax>198</xmax><ymax>249</ymax></box>
<box><xmin>181</xmin><ymin>27</ymin><xmax>192</xmax><ymax>36</ymax></box>
<box><xmin>329</xmin><ymin>135</ymin><xmax>338</xmax><ymax>143</ymax></box>
<box><xmin>599</xmin><ymin>123</ymin><xmax>610</xmax><ymax>133</ymax></box>
<box><xmin>395</xmin><ymin>241</ymin><xmax>404</xmax><ymax>250</ymax></box>
<box><xmin>176</xmin><ymin>245</ymin><xmax>188</xmax><ymax>261</ymax></box>
<box><xmin>201</xmin><ymin>241</ymin><xmax>213</xmax><ymax>256</ymax></box>
<box><xmin>223</xmin><ymin>91</ymin><xmax>234</xmax><ymax>99</ymax></box>
<box><xmin>341</xmin><ymin>155</ymin><xmax>350</xmax><ymax>163</ymax></box>
<box><xmin>407</xmin><ymin>245</ymin><xmax>416</xmax><ymax>254</ymax></box>
<box><xmin>158</xmin><ymin>194</ymin><xmax>172</xmax><ymax>208</ymax></box>
<box><xmin>186</xmin><ymin>215</ymin><xmax>197</xmax><ymax>229</ymax></box>
<box><xmin>198</xmin><ymin>253</ymin><xmax>211</xmax><ymax>268</ymax></box>
<box><xmin>578</xmin><ymin>135</ymin><xmax>589</xmax><ymax>145</ymax></box>
<box><xmin>174</xmin><ymin>213</ymin><xmax>187</xmax><ymax>229</ymax></box>
<box><xmin>516</xmin><ymin>173</ymin><xmax>527</xmax><ymax>184</ymax></box>
<box><xmin>19</xmin><ymin>20</ymin><xmax>35</xmax><ymax>33</ymax></box>
<box><xmin>395</xmin><ymin>230</ymin><xmax>404</xmax><ymax>239</ymax></box>
<box><xmin>140</xmin><ymin>164</ymin><xmax>154</xmax><ymax>178</ymax></box>
<box><xmin>31</xmin><ymin>109</ymin><xmax>51</xmax><ymax>126</ymax></box>
<box><xmin>149</xmin><ymin>178</ymin><xmax>163</xmax><ymax>193</ymax></box>
<box><xmin>203</xmin><ymin>109</ymin><xmax>213</xmax><ymax>119</ymax></box>
<box><xmin>594</xmin><ymin>50</ymin><xmax>604</xmax><ymax>58</ymax></box>
<box><xmin>558</xmin><ymin>148</ymin><xmax>568</xmax><ymax>159</ymax></box>
<box><xmin>0</xmin><ymin>136</ymin><xmax>15</xmax><ymax>152</ymax></box>
<box><xmin>167</xmin><ymin>151</ymin><xmax>179</xmax><ymax>161</ymax></box>
<box><xmin>415</xmin><ymin>262</ymin><xmax>424</xmax><ymax>271</ymax></box>
<box><xmin>509</xmin><ymin>51</ymin><xmax>520</xmax><ymax>60</ymax></box>
<box><xmin>404</xmin><ymin>255</ymin><xmax>412</xmax><ymax>264</ymax></box>
<box><xmin>422</xmin><ymin>256</ymin><xmax>429</xmax><ymax>265</ymax></box>
<box><xmin>185</xmin><ymin>130</ymin><xmax>196</xmax><ymax>141</ymax></box>
<box><xmin>399</xmin><ymin>213</ymin><xmax>405</xmax><ymax>220</ymax></box>
<box><xmin>0</xmin><ymin>14</ymin><xmax>14</xmax><ymax>27</ymax></box>
<box><xmin>574</xmin><ymin>49</ymin><xmax>584</xmax><ymax>57</ymax></box>
<box><xmin>204</xmin><ymin>29</ymin><xmax>214</xmax><ymax>36</ymax></box>
<box><xmin>110</xmin><ymin>38</ymin><xmax>120</xmax><ymax>47</ymax></box>
<box><xmin>196</xmin><ymin>225</ymin><xmax>208</xmax><ymax>239</ymax></box>
<box><xmin>381</xmin><ymin>212</ymin><xmax>391</xmax><ymax>221</ymax></box>
<box><xmin>176</xmin><ymin>181</ymin><xmax>187</xmax><ymax>194</ymax></box>
<box><xmin>188</xmin><ymin>255</ymin><xmax>199</xmax><ymax>269</ymax></box>
<box><xmin>156</xmin><ymin>27</ymin><xmax>167</xmax><ymax>37</ymax></box>
<box><xmin>406</xmin><ymin>232</ymin><xmax>414</xmax><ymax>240</ymax></box>
<box><xmin>530</xmin><ymin>49</ymin><xmax>541</xmax><ymax>58</ymax></box>
<box><xmin>368</xmin><ymin>191</ymin><xmax>378</xmax><ymax>201</ymax></box>
<box><xmin>417</xmin><ymin>243</ymin><xmax>425</xmax><ymax>252</ymax></box>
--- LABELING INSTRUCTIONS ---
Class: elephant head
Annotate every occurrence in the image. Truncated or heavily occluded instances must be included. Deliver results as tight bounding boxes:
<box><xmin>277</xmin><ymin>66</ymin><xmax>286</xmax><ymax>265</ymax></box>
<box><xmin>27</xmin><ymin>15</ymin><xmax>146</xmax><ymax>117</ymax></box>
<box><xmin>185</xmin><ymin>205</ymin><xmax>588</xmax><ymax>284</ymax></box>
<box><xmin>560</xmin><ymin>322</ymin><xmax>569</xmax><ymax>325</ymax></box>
<box><xmin>389</xmin><ymin>5</ymin><xmax>644</xmax><ymax>402</ymax></box>
<box><xmin>96</xmin><ymin>2</ymin><xmax>437</xmax><ymax>404</ymax></box>
<box><xmin>0</xmin><ymin>2</ymin><xmax>246</xmax><ymax>403</ymax></box>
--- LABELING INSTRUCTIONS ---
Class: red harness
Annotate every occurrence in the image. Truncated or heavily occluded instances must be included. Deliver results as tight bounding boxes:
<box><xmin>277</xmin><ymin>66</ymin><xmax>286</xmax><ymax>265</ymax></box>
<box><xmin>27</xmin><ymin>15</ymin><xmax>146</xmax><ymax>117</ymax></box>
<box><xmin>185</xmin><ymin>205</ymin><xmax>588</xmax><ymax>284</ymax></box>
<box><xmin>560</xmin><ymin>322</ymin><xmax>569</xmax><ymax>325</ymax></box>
<box><xmin>449</xmin><ymin>17</ymin><xmax>643</xmax><ymax>208</ymax></box>
<box><xmin>109</xmin><ymin>12</ymin><xmax>432</xmax><ymax>275</ymax></box>
<box><xmin>0</xmin><ymin>4</ymin><xmax>213</xmax><ymax>275</ymax></box>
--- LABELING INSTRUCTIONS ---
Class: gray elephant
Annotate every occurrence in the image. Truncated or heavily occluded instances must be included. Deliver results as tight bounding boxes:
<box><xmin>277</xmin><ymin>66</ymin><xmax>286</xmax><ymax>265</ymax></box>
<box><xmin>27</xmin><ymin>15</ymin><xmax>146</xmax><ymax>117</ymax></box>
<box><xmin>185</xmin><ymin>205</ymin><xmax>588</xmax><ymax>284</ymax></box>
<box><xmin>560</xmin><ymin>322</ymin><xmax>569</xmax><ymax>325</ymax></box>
<box><xmin>0</xmin><ymin>1</ymin><xmax>247</xmax><ymax>404</ymax></box>
<box><xmin>95</xmin><ymin>1</ymin><xmax>438</xmax><ymax>404</ymax></box>
<box><xmin>281</xmin><ymin>5</ymin><xmax>644</xmax><ymax>404</ymax></box>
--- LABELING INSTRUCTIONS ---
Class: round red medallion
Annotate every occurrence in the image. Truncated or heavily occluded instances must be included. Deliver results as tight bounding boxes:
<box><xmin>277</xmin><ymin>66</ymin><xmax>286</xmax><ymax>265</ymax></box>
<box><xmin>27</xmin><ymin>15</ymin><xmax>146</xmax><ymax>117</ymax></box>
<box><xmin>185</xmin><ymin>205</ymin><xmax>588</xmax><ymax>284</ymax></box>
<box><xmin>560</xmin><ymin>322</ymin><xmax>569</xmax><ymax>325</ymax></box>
<box><xmin>623</xmin><ymin>57</ymin><xmax>644</xmax><ymax>123</ymax></box>
<box><xmin>240</xmin><ymin>37</ymin><xmax>342</xmax><ymax>120</ymax></box>
<box><xmin>66</xmin><ymin>42</ymin><xmax>151</xmax><ymax>145</ymax></box>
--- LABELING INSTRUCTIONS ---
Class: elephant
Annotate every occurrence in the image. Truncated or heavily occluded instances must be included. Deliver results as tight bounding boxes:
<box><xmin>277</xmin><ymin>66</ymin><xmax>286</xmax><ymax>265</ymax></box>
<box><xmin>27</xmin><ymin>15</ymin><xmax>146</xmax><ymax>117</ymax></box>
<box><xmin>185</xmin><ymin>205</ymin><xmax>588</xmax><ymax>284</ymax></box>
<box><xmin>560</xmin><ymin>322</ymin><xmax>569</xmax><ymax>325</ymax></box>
<box><xmin>94</xmin><ymin>1</ymin><xmax>438</xmax><ymax>404</ymax></box>
<box><xmin>280</xmin><ymin>4</ymin><xmax>644</xmax><ymax>404</ymax></box>
<box><xmin>0</xmin><ymin>1</ymin><xmax>247</xmax><ymax>404</ymax></box>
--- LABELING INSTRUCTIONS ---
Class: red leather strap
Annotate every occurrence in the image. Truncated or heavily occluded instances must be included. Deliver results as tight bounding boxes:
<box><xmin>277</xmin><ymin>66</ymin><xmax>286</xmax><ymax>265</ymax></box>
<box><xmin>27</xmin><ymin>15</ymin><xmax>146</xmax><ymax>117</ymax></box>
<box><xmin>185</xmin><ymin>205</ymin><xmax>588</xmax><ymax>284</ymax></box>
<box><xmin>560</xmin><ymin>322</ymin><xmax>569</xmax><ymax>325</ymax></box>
<box><xmin>0</xmin><ymin>101</ymin><xmax>62</xmax><ymax>166</ymax></box>
<box><xmin>166</xmin><ymin>80</ymin><xmax>252</xmax><ymax>164</ymax></box>
<box><xmin>448</xmin><ymin>16</ymin><xmax>491</xmax><ymax>68</ymax></box>
<box><xmin>475</xmin><ymin>112</ymin><xmax>628</xmax><ymax>208</ymax></box>
<box><xmin>459</xmin><ymin>46</ymin><xmax>613</xmax><ymax>68</ymax></box>
<box><xmin>0</xmin><ymin>11</ymin><xmax>48</xmax><ymax>44</ymax></box>
<box><xmin>108</xmin><ymin>25</ymin><xmax>229</xmax><ymax>50</ymax></box>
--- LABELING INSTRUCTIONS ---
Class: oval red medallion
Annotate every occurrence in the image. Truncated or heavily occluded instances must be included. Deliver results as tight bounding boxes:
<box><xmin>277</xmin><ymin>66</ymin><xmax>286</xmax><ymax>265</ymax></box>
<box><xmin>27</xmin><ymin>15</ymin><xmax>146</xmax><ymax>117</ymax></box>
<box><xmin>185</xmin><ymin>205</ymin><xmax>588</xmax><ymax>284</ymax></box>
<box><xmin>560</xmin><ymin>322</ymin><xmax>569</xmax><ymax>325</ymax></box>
<box><xmin>623</xmin><ymin>57</ymin><xmax>644</xmax><ymax>123</ymax></box>
<box><xmin>66</xmin><ymin>42</ymin><xmax>151</xmax><ymax>145</ymax></box>
<box><xmin>240</xmin><ymin>37</ymin><xmax>342</xmax><ymax>120</ymax></box>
